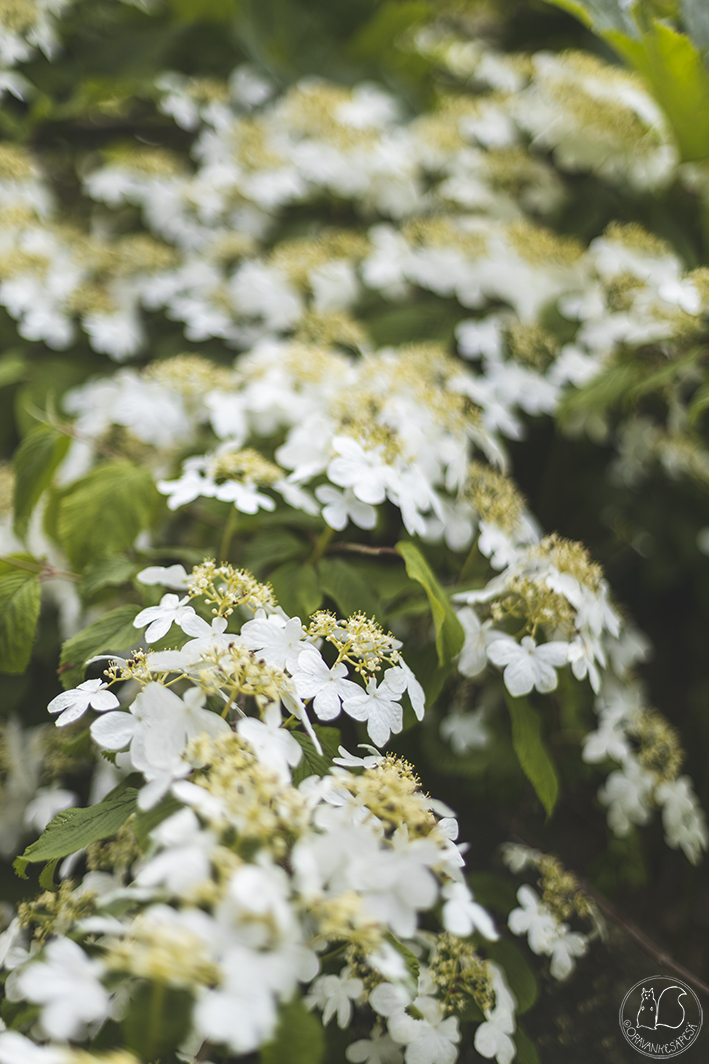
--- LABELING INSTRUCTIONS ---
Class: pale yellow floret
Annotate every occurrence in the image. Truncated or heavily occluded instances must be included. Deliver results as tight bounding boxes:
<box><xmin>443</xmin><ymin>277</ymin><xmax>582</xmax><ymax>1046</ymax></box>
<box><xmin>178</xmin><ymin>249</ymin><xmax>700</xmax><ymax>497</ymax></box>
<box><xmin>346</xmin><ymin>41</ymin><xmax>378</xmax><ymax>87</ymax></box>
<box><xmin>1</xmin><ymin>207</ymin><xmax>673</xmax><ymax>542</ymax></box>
<box><xmin>188</xmin><ymin>560</ymin><xmax>278</xmax><ymax>615</ymax></box>
<box><xmin>338</xmin><ymin>755</ymin><xmax>439</xmax><ymax>840</ymax></box>
<box><xmin>505</xmin><ymin>321</ymin><xmax>558</xmax><ymax>369</ymax></box>
<box><xmin>18</xmin><ymin>881</ymin><xmax>97</xmax><ymax>945</ymax></box>
<box><xmin>602</xmin><ymin>221</ymin><xmax>670</xmax><ymax>257</ymax></box>
<box><xmin>103</xmin><ymin>913</ymin><xmax>221</xmax><ymax>988</ymax></box>
<box><xmin>533</xmin><ymin>533</ymin><xmax>603</xmax><ymax>593</ymax></box>
<box><xmin>209</xmin><ymin>447</ymin><xmax>282</xmax><ymax>486</ymax></box>
<box><xmin>535</xmin><ymin>853</ymin><xmax>592</xmax><ymax>923</ymax></box>
<box><xmin>506</xmin><ymin>219</ymin><xmax>583</xmax><ymax>266</ymax></box>
<box><xmin>630</xmin><ymin>707</ymin><xmax>683</xmax><ymax>784</ymax></box>
<box><xmin>269</xmin><ymin>229</ymin><xmax>370</xmax><ymax>289</ymax></box>
<box><xmin>294</xmin><ymin>309</ymin><xmax>368</xmax><ymax>349</ymax></box>
<box><xmin>143</xmin><ymin>353</ymin><xmax>233</xmax><ymax>395</ymax></box>
<box><xmin>430</xmin><ymin>932</ymin><xmax>496</xmax><ymax>1015</ymax></box>
<box><xmin>280</xmin><ymin>82</ymin><xmax>382</xmax><ymax>149</ymax></box>
<box><xmin>308</xmin><ymin>610</ymin><xmax>401</xmax><ymax>676</ymax></box>
<box><xmin>490</xmin><ymin>575</ymin><xmax>576</xmax><ymax>638</ymax></box>
<box><xmin>464</xmin><ymin>462</ymin><xmax>525</xmax><ymax>532</ymax></box>
<box><xmin>0</xmin><ymin>142</ymin><xmax>37</xmax><ymax>180</ymax></box>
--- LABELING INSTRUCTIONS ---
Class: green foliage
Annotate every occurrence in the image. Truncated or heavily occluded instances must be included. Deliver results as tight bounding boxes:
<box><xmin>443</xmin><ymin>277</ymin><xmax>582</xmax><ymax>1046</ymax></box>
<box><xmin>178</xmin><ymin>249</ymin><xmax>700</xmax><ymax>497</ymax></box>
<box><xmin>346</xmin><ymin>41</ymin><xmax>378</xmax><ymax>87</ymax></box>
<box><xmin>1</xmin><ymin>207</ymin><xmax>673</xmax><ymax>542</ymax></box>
<box><xmin>59</xmin><ymin>603</ymin><xmax>141</xmax><ymax>689</ymax></box>
<box><xmin>14</xmin><ymin>778</ymin><xmax>139</xmax><ymax>879</ymax></box>
<box><xmin>0</xmin><ymin>566</ymin><xmax>41</xmax><ymax>674</ymax></box>
<box><xmin>269</xmin><ymin>559</ymin><xmax>322</xmax><ymax>618</ymax></box>
<box><xmin>487</xmin><ymin>938</ymin><xmax>539</xmax><ymax>1015</ymax></box>
<box><xmin>318</xmin><ymin>556</ymin><xmax>383</xmax><ymax>621</ymax></box>
<box><xmin>396</xmin><ymin>541</ymin><xmax>464</xmax><ymax>665</ymax></box>
<box><xmin>513</xmin><ymin>1027</ymin><xmax>541</xmax><ymax>1064</ymax></box>
<box><xmin>504</xmin><ymin>693</ymin><xmax>559</xmax><ymax>817</ymax></box>
<box><xmin>80</xmin><ymin>555</ymin><xmax>138</xmax><ymax>598</ymax></box>
<box><xmin>13</xmin><ymin>424</ymin><xmax>71</xmax><ymax>539</ymax></box>
<box><xmin>291</xmin><ymin>724</ymin><xmax>341</xmax><ymax>784</ymax></box>
<box><xmin>54</xmin><ymin>461</ymin><xmax>160</xmax><ymax>571</ymax></box>
<box><xmin>544</xmin><ymin>0</ymin><xmax>709</xmax><ymax>161</ymax></box>
<box><xmin>260</xmin><ymin>997</ymin><xmax>326</xmax><ymax>1064</ymax></box>
<box><xmin>123</xmin><ymin>980</ymin><xmax>193</xmax><ymax>1062</ymax></box>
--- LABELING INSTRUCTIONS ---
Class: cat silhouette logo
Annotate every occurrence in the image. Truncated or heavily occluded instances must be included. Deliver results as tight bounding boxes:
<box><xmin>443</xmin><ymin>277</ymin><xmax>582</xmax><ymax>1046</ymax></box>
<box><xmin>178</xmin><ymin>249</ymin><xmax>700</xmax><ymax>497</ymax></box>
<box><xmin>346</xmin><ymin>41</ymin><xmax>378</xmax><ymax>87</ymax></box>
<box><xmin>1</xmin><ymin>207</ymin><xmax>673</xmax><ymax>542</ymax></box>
<box><xmin>620</xmin><ymin>976</ymin><xmax>703</xmax><ymax>1058</ymax></box>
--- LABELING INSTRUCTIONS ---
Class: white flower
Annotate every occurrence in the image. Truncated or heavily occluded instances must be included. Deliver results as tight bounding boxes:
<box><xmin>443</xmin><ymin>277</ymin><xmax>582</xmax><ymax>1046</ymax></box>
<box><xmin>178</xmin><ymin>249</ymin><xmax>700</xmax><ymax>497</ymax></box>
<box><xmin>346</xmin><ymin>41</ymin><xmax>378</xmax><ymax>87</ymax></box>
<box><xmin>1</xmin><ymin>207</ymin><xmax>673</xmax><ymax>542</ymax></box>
<box><xmin>656</xmin><ymin>775</ymin><xmax>709</xmax><ymax>865</ymax></box>
<box><xmin>47</xmin><ymin>679</ymin><xmax>120</xmax><ymax>727</ymax></box>
<box><xmin>0</xmin><ymin>1031</ymin><xmax>65</xmax><ymax>1064</ymax></box>
<box><xmin>23</xmin><ymin>787</ymin><xmax>77</xmax><ymax>834</ymax></box>
<box><xmin>135</xmin><ymin>807</ymin><xmax>217</xmax><ymax>895</ymax></box>
<box><xmin>292</xmin><ymin>647</ymin><xmax>361</xmax><ymax>721</ymax></box>
<box><xmin>240</xmin><ymin>612</ymin><xmax>309</xmax><ymax>672</ymax></box>
<box><xmin>306</xmin><ymin>968</ymin><xmax>364</xmax><ymax>1028</ymax></box>
<box><xmin>473</xmin><ymin>963</ymin><xmax>516</xmax><ymax>1064</ymax></box>
<box><xmin>508</xmin><ymin>885</ymin><xmax>559</xmax><ymax>954</ymax></box>
<box><xmin>346</xmin><ymin>1027</ymin><xmax>404</xmax><ymax>1064</ymax></box>
<box><xmin>328</xmin><ymin>436</ymin><xmax>394</xmax><ymax>505</ymax></box>
<box><xmin>133</xmin><ymin>593</ymin><xmax>196</xmax><ymax>643</ymax></box>
<box><xmin>598</xmin><ymin>760</ymin><xmax>654</xmax><ymax>835</ymax></box>
<box><xmin>440</xmin><ymin>709</ymin><xmax>489</xmax><ymax>754</ymax></box>
<box><xmin>332</xmin><ymin>744</ymin><xmax>384</xmax><ymax>769</ymax></box>
<box><xmin>549</xmin><ymin>928</ymin><xmax>588</xmax><ymax>980</ymax></box>
<box><xmin>387</xmin><ymin>996</ymin><xmax>460</xmax><ymax>1064</ymax></box>
<box><xmin>343</xmin><ymin>673</ymin><xmax>404</xmax><ymax>746</ymax></box>
<box><xmin>237</xmin><ymin>703</ymin><xmax>303</xmax><ymax>783</ymax></box>
<box><xmin>456</xmin><ymin>607</ymin><xmax>493</xmax><ymax>678</ymax></box>
<box><xmin>137</xmin><ymin>563</ymin><xmax>189</xmax><ymax>589</ymax></box>
<box><xmin>441</xmin><ymin>880</ymin><xmax>498</xmax><ymax>940</ymax></box>
<box><xmin>487</xmin><ymin>635</ymin><xmax>569</xmax><ymax>696</ymax></box>
<box><xmin>15</xmin><ymin>936</ymin><xmax>110</xmax><ymax>1041</ymax></box>
<box><xmin>315</xmin><ymin>484</ymin><xmax>377</xmax><ymax>531</ymax></box>
<box><xmin>91</xmin><ymin>682</ymin><xmax>229</xmax><ymax>808</ymax></box>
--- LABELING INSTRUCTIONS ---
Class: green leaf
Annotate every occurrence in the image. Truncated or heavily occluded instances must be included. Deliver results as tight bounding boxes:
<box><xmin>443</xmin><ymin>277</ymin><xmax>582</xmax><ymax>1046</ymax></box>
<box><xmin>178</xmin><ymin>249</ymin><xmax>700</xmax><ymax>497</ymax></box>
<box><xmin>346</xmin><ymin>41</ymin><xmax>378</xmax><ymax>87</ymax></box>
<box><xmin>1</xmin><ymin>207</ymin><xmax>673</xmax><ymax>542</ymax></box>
<box><xmin>59</xmin><ymin>604</ymin><xmax>141</xmax><ymax>689</ymax></box>
<box><xmin>269</xmin><ymin>560</ymin><xmax>322</xmax><ymax>619</ymax></box>
<box><xmin>487</xmin><ymin>938</ymin><xmax>539</xmax><ymax>1015</ymax></box>
<box><xmin>465</xmin><ymin>872</ymin><xmax>519</xmax><ymax>917</ymax></box>
<box><xmin>133</xmin><ymin>794</ymin><xmax>183</xmax><ymax>850</ymax></box>
<box><xmin>384</xmin><ymin>931</ymin><xmax>420</xmax><ymax>984</ymax></box>
<box><xmin>0</xmin><ymin>350</ymin><xmax>27</xmax><ymax>389</ymax></box>
<box><xmin>261</xmin><ymin>998</ymin><xmax>325</xmax><ymax>1064</ymax></box>
<box><xmin>123</xmin><ymin>980</ymin><xmax>192</xmax><ymax>1062</ymax></box>
<box><xmin>504</xmin><ymin>693</ymin><xmax>559</xmax><ymax>817</ymax></box>
<box><xmin>318</xmin><ymin>556</ymin><xmax>382</xmax><ymax>620</ymax></box>
<box><xmin>542</xmin><ymin>0</ymin><xmax>638</xmax><ymax>34</ymax></box>
<box><xmin>13</xmin><ymin>425</ymin><xmax>71</xmax><ymax>538</ymax></box>
<box><xmin>395</xmin><ymin>541</ymin><xmax>464</xmax><ymax>665</ymax></box>
<box><xmin>243</xmin><ymin>528</ymin><xmax>304</xmax><ymax>570</ymax></box>
<box><xmin>16</xmin><ymin>779</ymin><xmax>139</xmax><ymax>867</ymax></box>
<box><xmin>38</xmin><ymin>858</ymin><xmax>60</xmax><ymax>892</ymax></box>
<box><xmin>56</xmin><ymin>461</ymin><xmax>159</xmax><ymax>571</ymax></box>
<box><xmin>611</xmin><ymin>19</ymin><xmax>709</xmax><ymax>162</ymax></box>
<box><xmin>80</xmin><ymin>555</ymin><xmax>138</xmax><ymax>598</ymax></box>
<box><xmin>514</xmin><ymin>1027</ymin><xmax>541</xmax><ymax>1064</ymax></box>
<box><xmin>0</xmin><ymin>569</ymin><xmax>41</xmax><ymax>674</ymax></box>
<box><xmin>680</xmin><ymin>0</ymin><xmax>709</xmax><ymax>54</ymax></box>
<box><xmin>291</xmin><ymin>725</ymin><xmax>341</xmax><ymax>785</ymax></box>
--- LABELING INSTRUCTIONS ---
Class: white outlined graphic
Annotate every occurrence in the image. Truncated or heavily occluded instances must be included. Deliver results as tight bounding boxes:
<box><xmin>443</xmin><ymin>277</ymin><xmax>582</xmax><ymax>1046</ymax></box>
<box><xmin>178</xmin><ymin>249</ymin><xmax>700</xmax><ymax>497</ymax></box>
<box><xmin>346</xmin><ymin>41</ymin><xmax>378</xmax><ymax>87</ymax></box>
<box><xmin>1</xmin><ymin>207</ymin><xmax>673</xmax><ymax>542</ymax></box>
<box><xmin>620</xmin><ymin>976</ymin><xmax>703</xmax><ymax>1058</ymax></box>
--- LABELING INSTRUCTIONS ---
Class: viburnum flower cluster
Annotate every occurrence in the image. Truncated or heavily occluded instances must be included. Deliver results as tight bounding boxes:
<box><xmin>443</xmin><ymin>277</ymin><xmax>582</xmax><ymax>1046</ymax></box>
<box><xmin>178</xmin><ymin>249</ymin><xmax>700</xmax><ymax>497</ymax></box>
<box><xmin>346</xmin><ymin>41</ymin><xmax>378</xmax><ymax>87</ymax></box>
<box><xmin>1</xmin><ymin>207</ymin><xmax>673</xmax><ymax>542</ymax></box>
<box><xmin>0</xmin><ymin>566</ymin><xmax>505</xmax><ymax>1064</ymax></box>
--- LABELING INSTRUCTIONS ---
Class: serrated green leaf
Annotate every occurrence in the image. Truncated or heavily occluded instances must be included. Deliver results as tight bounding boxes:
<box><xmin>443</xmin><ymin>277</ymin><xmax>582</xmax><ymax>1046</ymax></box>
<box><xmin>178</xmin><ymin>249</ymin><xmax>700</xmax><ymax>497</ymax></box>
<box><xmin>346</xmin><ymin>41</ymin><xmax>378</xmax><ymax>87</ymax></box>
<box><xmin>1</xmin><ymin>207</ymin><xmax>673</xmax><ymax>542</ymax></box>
<box><xmin>291</xmin><ymin>724</ymin><xmax>341</xmax><ymax>785</ymax></box>
<box><xmin>384</xmin><ymin>931</ymin><xmax>420</xmax><ymax>984</ymax></box>
<box><xmin>80</xmin><ymin>555</ymin><xmax>138</xmax><ymax>598</ymax></box>
<box><xmin>59</xmin><ymin>604</ymin><xmax>141</xmax><ymax>689</ymax></box>
<box><xmin>0</xmin><ymin>569</ymin><xmax>41</xmax><ymax>674</ymax></box>
<box><xmin>395</xmin><ymin>541</ymin><xmax>464</xmax><ymax>665</ymax></box>
<box><xmin>17</xmin><ymin>780</ymin><xmax>138</xmax><ymax>866</ymax></box>
<box><xmin>269</xmin><ymin>560</ymin><xmax>322</xmax><ymax>619</ymax></box>
<box><xmin>13</xmin><ymin>425</ymin><xmax>71</xmax><ymax>539</ymax></box>
<box><xmin>56</xmin><ymin>461</ymin><xmax>159</xmax><ymax>571</ymax></box>
<box><xmin>504</xmin><ymin>693</ymin><xmax>559</xmax><ymax>817</ymax></box>
<box><xmin>123</xmin><ymin>980</ymin><xmax>193</xmax><ymax>1062</ymax></box>
<box><xmin>487</xmin><ymin>938</ymin><xmax>539</xmax><ymax>1015</ymax></box>
<box><xmin>261</xmin><ymin>998</ymin><xmax>325</xmax><ymax>1064</ymax></box>
<box><xmin>38</xmin><ymin>858</ymin><xmax>60</xmax><ymax>892</ymax></box>
<box><xmin>318</xmin><ymin>556</ymin><xmax>382</xmax><ymax>620</ymax></box>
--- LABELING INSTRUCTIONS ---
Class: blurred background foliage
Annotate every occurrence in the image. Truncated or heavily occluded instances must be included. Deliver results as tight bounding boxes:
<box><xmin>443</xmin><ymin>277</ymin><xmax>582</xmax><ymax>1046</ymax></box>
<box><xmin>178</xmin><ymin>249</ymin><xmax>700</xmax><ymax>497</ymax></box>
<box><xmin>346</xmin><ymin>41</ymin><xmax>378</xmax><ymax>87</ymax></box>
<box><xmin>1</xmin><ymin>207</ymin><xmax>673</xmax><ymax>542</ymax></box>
<box><xmin>4</xmin><ymin>0</ymin><xmax>709</xmax><ymax>1059</ymax></box>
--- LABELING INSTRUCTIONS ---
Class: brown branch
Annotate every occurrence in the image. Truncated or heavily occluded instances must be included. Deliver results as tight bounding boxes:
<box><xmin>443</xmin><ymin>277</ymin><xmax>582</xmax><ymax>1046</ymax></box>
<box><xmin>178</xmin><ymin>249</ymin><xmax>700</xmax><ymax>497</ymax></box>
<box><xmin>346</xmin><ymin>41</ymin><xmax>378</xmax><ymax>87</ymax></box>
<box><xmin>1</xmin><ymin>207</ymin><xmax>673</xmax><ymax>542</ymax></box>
<box><xmin>329</xmin><ymin>542</ymin><xmax>401</xmax><ymax>557</ymax></box>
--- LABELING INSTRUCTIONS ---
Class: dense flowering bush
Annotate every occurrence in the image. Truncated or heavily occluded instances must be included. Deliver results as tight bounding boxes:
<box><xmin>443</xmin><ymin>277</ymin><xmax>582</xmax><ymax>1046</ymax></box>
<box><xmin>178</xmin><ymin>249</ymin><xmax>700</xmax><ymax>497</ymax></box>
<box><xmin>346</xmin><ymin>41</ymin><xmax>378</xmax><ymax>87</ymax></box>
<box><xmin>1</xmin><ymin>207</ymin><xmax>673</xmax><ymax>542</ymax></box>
<box><xmin>2</xmin><ymin>0</ymin><xmax>709</xmax><ymax>1062</ymax></box>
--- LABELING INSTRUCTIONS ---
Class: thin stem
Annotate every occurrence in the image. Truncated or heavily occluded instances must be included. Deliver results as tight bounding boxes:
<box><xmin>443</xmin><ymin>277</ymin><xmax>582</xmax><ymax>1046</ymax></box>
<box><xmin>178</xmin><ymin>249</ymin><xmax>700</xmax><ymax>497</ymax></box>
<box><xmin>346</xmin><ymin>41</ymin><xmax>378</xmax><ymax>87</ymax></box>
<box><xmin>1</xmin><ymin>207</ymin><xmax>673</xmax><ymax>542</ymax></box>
<box><xmin>218</xmin><ymin>507</ymin><xmax>238</xmax><ymax>563</ymax></box>
<box><xmin>329</xmin><ymin>542</ymin><xmax>400</xmax><ymax>557</ymax></box>
<box><xmin>309</xmin><ymin>524</ymin><xmax>335</xmax><ymax>564</ymax></box>
<box><xmin>0</xmin><ymin>553</ymin><xmax>80</xmax><ymax>582</ymax></box>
